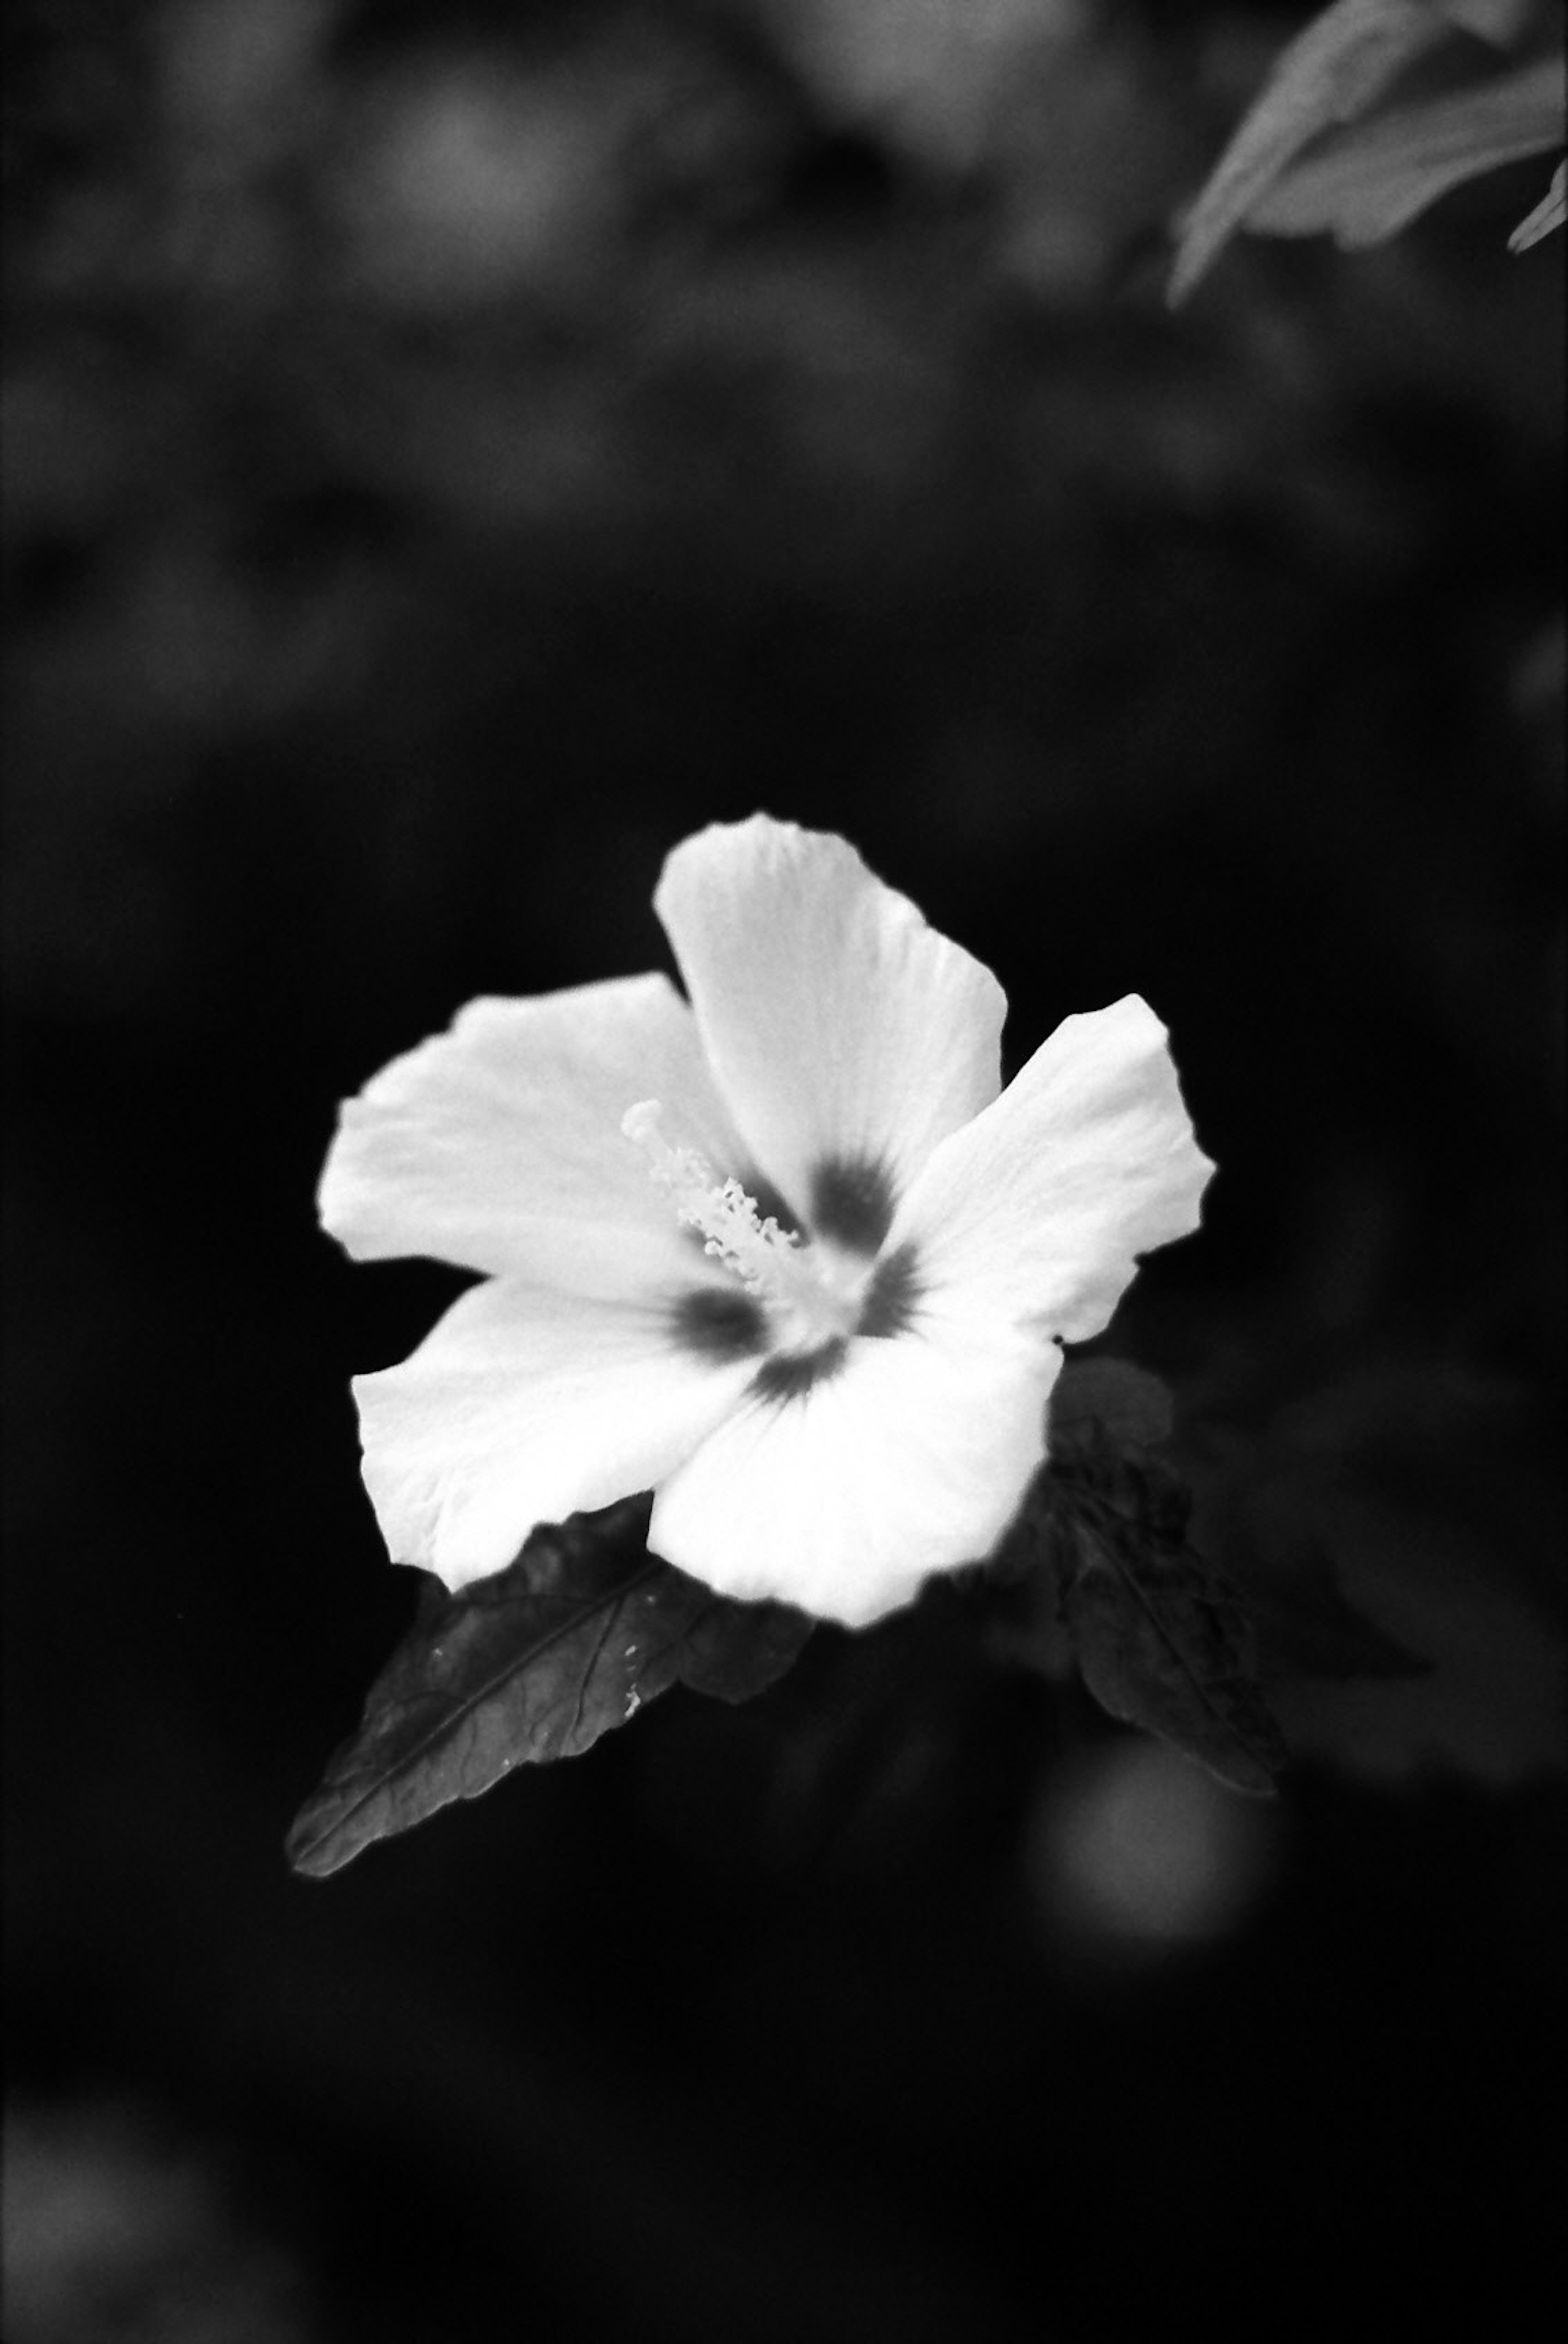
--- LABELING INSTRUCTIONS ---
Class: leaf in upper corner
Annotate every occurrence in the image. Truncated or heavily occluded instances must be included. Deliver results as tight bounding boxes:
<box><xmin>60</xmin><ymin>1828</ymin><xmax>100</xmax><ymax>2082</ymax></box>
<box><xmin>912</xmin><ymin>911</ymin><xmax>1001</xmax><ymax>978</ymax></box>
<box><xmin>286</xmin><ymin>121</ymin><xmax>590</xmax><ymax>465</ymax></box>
<box><xmin>1509</xmin><ymin>156</ymin><xmax>1567</xmax><ymax>250</ymax></box>
<box><xmin>1048</xmin><ymin>1473</ymin><xmax>1289</xmax><ymax>1798</ymax></box>
<box><xmin>1169</xmin><ymin>0</ymin><xmax>1453</xmax><ymax>302</ymax></box>
<box><xmin>1435</xmin><ymin>0</ymin><xmax>1543</xmax><ymax>40</ymax></box>
<box><xmin>287</xmin><ymin>1498</ymin><xmax>812</xmax><ymax>1878</ymax></box>
<box><xmin>1245</xmin><ymin>53</ymin><xmax>1564</xmax><ymax>247</ymax></box>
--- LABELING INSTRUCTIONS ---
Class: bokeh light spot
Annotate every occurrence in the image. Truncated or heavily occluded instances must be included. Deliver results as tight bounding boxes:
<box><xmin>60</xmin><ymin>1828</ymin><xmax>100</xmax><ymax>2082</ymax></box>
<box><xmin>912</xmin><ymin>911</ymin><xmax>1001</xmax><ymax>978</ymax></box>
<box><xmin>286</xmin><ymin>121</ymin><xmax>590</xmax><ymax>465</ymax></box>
<box><xmin>1028</xmin><ymin>1741</ymin><xmax>1276</xmax><ymax>1970</ymax></box>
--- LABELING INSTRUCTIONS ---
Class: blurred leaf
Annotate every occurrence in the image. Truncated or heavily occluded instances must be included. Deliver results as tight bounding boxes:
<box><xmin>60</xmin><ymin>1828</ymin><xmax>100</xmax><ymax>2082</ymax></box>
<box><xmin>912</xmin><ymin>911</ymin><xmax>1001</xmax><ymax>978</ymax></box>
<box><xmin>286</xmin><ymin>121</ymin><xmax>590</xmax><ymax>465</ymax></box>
<box><xmin>1031</xmin><ymin>1413</ymin><xmax>1289</xmax><ymax>1797</ymax></box>
<box><xmin>1048</xmin><ymin>1355</ymin><xmax>1173</xmax><ymax>1454</ymax></box>
<box><xmin>1049</xmin><ymin>1474</ymin><xmax>1288</xmax><ymax>1797</ymax></box>
<box><xmin>1434</xmin><ymin>0</ymin><xmax>1541</xmax><ymax>40</ymax></box>
<box><xmin>1189</xmin><ymin>1364</ymin><xmax>1568</xmax><ymax>1785</ymax></box>
<box><xmin>1268</xmin><ymin>1526</ymin><xmax>1567</xmax><ymax>1784</ymax></box>
<box><xmin>1050</xmin><ymin>1368</ymin><xmax>1434</xmax><ymax>1687</ymax></box>
<box><xmin>1247</xmin><ymin>54</ymin><xmax>1564</xmax><ymax>247</ymax></box>
<box><xmin>987</xmin><ymin>1357</ymin><xmax>1178</xmax><ymax>1659</ymax></box>
<box><xmin>1509</xmin><ymin>155</ymin><xmax>1567</xmax><ymax>248</ymax></box>
<box><xmin>1169</xmin><ymin>0</ymin><xmax>1452</xmax><ymax>301</ymax></box>
<box><xmin>287</xmin><ymin>1500</ymin><xmax>811</xmax><ymax>1878</ymax></box>
<box><xmin>1246</xmin><ymin>1548</ymin><xmax>1434</xmax><ymax>1680</ymax></box>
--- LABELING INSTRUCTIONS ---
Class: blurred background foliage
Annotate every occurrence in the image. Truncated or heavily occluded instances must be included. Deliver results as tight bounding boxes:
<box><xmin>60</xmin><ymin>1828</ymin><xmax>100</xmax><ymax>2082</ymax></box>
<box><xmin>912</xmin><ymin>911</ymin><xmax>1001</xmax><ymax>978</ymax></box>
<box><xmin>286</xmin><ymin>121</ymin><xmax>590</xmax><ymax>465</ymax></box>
<box><xmin>3</xmin><ymin>1</ymin><xmax>1563</xmax><ymax>2339</ymax></box>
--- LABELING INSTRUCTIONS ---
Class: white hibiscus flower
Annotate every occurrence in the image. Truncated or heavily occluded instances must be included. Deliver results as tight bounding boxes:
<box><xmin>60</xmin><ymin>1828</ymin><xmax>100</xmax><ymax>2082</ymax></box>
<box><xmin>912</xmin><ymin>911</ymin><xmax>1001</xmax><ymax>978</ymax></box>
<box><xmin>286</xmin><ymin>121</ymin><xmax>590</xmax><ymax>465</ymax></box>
<box><xmin>318</xmin><ymin>815</ymin><xmax>1214</xmax><ymax>1626</ymax></box>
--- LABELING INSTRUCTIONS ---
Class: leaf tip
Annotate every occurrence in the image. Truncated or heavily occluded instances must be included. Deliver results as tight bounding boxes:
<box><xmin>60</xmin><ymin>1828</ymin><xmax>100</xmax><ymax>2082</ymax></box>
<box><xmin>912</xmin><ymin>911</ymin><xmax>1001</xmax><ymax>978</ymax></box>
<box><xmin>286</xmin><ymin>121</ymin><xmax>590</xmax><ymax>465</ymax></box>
<box><xmin>283</xmin><ymin>1797</ymin><xmax>354</xmax><ymax>1881</ymax></box>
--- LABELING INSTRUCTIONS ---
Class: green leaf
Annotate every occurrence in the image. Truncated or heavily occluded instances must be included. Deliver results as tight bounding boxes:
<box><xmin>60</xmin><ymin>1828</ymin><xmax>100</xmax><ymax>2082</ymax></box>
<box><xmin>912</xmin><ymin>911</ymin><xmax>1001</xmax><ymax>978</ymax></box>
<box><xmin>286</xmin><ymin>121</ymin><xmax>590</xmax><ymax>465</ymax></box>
<box><xmin>1169</xmin><ymin>0</ymin><xmax>1452</xmax><ymax>302</ymax></box>
<box><xmin>1246</xmin><ymin>54</ymin><xmax>1564</xmax><ymax>247</ymax></box>
<box><xmin>1048</xmin><ymin>1469</ymin><xmax>1289</xmax><ymax>1797</ymax></box>
<box><xmin>287</xmin><ymin>1499</ymin><xmax>811</xmax><ymax>1878</ymax></box>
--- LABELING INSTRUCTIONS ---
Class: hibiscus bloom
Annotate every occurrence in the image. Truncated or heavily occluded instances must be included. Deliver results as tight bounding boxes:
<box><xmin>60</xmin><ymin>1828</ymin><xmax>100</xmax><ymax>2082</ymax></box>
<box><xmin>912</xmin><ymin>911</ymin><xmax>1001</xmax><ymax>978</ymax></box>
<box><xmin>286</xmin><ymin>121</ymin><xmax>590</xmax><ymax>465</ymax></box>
<box><xmin>318</xmin><ymin>816</ymin><xmax>1213</xmax><ymax>1625</ymax></box>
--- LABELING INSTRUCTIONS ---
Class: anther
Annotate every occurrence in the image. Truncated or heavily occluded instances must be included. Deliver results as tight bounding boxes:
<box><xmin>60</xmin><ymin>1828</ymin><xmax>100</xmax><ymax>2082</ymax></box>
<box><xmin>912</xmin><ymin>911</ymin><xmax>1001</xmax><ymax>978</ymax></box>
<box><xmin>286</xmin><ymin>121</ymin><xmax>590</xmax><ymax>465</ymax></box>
<box><xmin>622</xmin><ymin>1101</ymin><xmax>803</xmax><ymax>1299</ymax></box>
<box><xmin>623</xmin><ymin>1100</ymin><xmax>862</xmax><ymax>1346</ymax></box>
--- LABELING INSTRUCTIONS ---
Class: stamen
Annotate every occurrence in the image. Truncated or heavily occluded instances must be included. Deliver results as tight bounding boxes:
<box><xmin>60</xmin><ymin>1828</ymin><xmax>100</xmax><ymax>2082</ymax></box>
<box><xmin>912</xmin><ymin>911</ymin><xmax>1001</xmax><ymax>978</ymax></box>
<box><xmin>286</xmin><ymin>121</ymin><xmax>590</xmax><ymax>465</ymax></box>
<box><xmin>622</xmin><ymin>1101</ymin><xmax>806</xmax><ymax>1302</ymax></box>
<box><xmin>622</xmin><ymin>1100</ymin><xmax>861</xmax><ymax>1344</ymax></box>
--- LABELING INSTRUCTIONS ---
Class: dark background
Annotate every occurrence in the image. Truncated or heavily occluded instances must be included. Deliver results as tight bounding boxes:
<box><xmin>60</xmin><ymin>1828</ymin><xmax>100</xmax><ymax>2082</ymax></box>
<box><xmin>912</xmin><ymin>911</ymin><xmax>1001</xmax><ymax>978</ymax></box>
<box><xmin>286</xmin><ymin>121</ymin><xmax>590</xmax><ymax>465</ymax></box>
<box><xmin>4</xmin><ymin>2</ymin><xmax>1564</xmax><ymax>2339</ymax></box>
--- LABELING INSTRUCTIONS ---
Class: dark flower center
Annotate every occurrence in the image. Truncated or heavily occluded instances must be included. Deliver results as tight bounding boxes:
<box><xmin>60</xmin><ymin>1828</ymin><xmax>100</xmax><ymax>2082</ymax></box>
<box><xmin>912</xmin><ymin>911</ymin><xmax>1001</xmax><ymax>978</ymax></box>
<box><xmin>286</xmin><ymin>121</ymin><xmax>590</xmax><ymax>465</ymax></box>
<box><xmin>808</xmin><ymin>1154</ymin><xmax>895</xmax><ymax>1254</ymax></box>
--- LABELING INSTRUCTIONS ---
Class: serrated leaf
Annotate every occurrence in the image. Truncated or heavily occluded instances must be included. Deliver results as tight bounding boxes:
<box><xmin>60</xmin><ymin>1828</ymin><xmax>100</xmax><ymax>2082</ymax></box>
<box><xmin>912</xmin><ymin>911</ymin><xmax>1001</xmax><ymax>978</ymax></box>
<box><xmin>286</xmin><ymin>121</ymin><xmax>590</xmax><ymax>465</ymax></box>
<box><xmin>1052</xmin><ymin>1489</ymin><xmax>1289</xmax><ymax>1797</ymax></box>
<box><xmin>1246</xmin><ymin>54</ymin><xmax>1564</xmax><ymax>247</ymax></box>
<box><xmin>1509</xmin><ymin>155</ymin><xmax>1567</xmax><ymax>250</ymax></box>
<box><xmin>1169</xmin><ymin>0</ymin><xmax>1453</xmax><ymax>301</ymax></box>
<box><xmin>287</xmin><ymin>1499</ymin><xmax>811</xmax><ymax>1878</ymax></box>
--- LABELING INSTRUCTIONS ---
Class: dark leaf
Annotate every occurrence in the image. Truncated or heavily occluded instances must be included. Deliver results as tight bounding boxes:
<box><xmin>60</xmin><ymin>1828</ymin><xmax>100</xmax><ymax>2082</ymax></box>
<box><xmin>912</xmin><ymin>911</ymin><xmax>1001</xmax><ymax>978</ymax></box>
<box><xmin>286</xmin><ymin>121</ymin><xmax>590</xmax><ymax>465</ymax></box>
<box><xmin>1049</xmin><ymin>1356</ymin><xmax>1174</xmax><ymax>1456</ymax></box>
<box><xmin>1247</xmin><ymin>1547</ymin><xmax>1434</xmax><ymax>1682</ymax></box>
<box><xmin>1191</xmin><ymin>1363</ymin><xmax>1568</xmax><ymax>1783</ymax></box>
<box><xmin>1049</xmin><ymin>1473</ymin><xmax>1289</xmax><ymax>1797</ymax></box>
<box><xmin>675</xmin><ymin>1595</ymin><xmax>818</xmax><ymax>1703</ymax></box>
<box><xmin>287</xmin><ymin>1499</ymin><xmax>812</xmax><ymax>1878</ymax></box>
<box><xmin>987</xmin><ymin>1359</ymin><xmax>1174</xmax><ymax>1605</ymax></box>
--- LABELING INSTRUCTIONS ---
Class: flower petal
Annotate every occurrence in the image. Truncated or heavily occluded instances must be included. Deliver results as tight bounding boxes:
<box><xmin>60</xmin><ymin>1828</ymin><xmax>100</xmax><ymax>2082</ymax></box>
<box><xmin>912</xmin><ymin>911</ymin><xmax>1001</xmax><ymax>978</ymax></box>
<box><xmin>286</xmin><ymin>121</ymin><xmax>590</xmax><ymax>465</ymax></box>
<box><xmin>889</xmin><ymin>994</ymin><xmax>1214</xmax><ymax>1347</ymax></box>
<box><xmin>653</xmin><ymin>817</ymin><xmax>1006</xmax><ymax>1237</ymax></box>
<box><xmin>318</xmin><ymin>975</ymin><xmax>748</xmax><ymax>1290</ymax></box>
<box><xmin>649</xmin><ymin>1317</ymin><xmax>1060</xmax><ymax>1625</ymax></box>
<box><xmin>354</xmin><ymin>1277</ymin><xmax>760</xmax><ymax>1590</ymax></box>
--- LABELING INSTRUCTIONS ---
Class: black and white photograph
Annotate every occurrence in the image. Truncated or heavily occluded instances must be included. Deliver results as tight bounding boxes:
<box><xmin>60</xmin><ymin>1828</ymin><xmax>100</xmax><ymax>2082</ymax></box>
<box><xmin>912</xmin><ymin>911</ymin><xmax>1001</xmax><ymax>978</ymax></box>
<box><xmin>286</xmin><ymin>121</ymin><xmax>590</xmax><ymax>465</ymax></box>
<box><xmin>4</xmin><ymin>3</ymin><xmax>1564</xmax><ymax>2340</ymax></box>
